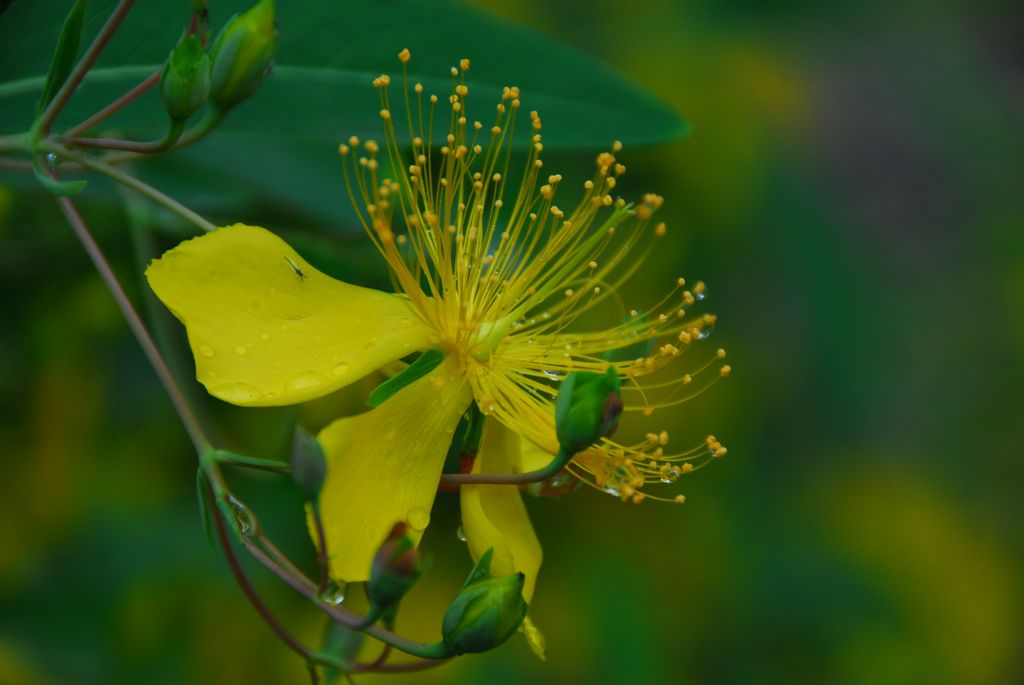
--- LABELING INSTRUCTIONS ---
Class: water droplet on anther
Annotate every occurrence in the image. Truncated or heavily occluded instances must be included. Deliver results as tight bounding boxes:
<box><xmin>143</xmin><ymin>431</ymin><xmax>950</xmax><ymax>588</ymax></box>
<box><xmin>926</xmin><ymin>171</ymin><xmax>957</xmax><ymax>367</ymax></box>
<box><xmin>659</xmin><ymin>464</ymin><xmax>681</xmax><ymax>483</ymax></box>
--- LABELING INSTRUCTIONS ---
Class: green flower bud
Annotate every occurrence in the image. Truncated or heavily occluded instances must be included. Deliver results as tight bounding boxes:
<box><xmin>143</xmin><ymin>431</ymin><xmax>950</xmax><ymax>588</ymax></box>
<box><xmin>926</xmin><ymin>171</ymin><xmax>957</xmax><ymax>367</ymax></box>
<box><xmin>160</xmin><ymin>34</ymin><xmax>210</xmax><ymax>121</ymax></box>
<box><xmin>555</xmin><ymin>366</ymin><xmax>623</xmax><ymax>455</ymax></box>
<box><xmin>442</xmin><ymin>549</ymin><xmax>528</xmax><ymax>655</ymax></box>
<box><xmin>290</xmin><ymin>427</ymin><xmax>326</xmax><ymax>499</ymax></box>
<box><xmin>366</xmin><ymin>522</ymin><xmax>426</xmax><ymax>610</ymax></box>
<box><xmin>208</xmin><ymin>0</ymin><xmax>276</xmax><ymax>112</ymax></box>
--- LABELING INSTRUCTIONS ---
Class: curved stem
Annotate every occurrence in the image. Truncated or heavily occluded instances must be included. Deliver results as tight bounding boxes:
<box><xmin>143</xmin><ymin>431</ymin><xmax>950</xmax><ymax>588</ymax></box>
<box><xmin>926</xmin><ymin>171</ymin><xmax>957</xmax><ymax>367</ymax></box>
<box><xmin>201</xmin><ymin>459</ymin><xmax>452</xmax><ymax>661</ymax></box>
<box><xmin>439</xmin><ymin>448</ymin><xmax>570</xmax><ymax>485</ymax></box>
<box><xmin>41</xmin><ymin>140</ymin><xmax>216</xmax><ymax>232</ymax></box>
<box><xmin>62</xmin><ymin>117</ymin><xmax>185</xmax><ymax>153</ymax></box>
<box><xmin>104</xmin><ymin>109</ymin><xmax>223</xmax><ymax>165</ymax></box>
<box><xmin>51</xmin><ymin>184</ymin><xmax>210</xmax><ymax>453</ymax></box>
<box><xmin>36</xmin><ymin>0</ymin><xmax>138</xmax><ymax>135</ymax></box>
<box><xmin>64</xmin><ymin>70</ymin><xmax>161</xmax><ymax>138</ymax></box>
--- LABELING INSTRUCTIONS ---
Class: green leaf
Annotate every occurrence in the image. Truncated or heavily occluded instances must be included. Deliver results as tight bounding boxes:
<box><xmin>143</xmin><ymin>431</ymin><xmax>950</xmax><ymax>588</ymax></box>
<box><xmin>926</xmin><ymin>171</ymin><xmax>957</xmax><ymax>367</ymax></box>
<box><xmin>1</xmin><ymin>0</ymin><xmax>686</xmax><ymax>148</ymax></box>
<box><xmin>35</xmin><ymin>0</ymin><xmax>86</xmax><ymax>115</ymax></box>
<box><xmin>367</xmin><ymin>349</ymin><xmax>443</xmax><ymax>408</ymax></box>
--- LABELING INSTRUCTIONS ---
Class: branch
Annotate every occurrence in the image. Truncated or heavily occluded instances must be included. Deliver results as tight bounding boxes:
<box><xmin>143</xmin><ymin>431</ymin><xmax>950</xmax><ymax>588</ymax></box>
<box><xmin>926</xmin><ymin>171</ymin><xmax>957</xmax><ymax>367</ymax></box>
<box><xmin>36</xmin><ymin>0</ymin><xmax>138</xmax><ymax>134</ymax></box>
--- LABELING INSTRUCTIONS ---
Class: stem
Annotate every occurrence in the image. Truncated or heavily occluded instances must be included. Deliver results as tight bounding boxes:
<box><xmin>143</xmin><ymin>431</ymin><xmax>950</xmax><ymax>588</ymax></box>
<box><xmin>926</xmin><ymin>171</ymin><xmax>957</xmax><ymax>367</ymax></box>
<box><xmin>208</xmin><ymin>487</ymin><xmax>349</xmax><ymax>674</ymax></box>
<box><xmin>312</xmin><ymin>501</ymin><xmax>330</xmax><ymax>594</ymax></box>
<box><xmin>64</xmin><ymin>70</ymin><xmax>161</xmax><ymax>137</ymax></box>
<box><xmin>104</xmin><ymin>109</ymin><xmax>223</xmax><ymax>165</ymax></box>
<box><xmin>213</xmin><ymin>449</ymin><xmax>291</xmax><ymax>474</ymax></box>
<box><xmin>41</xmin><ymin>140</ymin><xmax>216</xmax><ymax>232</ymax></box>
<box><xmin>352</xmin><ymin>658</ymin><xmax>451</xmax><ymax>674</ymax></box>
<box><xmin>36</xmin><ymin>0</ymin><xmax>138</xmax><ymax>135</ymax></box>
<box><xmin>63</xmin><ymin>118</ymin><xmax>185</xmax><ymax>153</ymax></box>
<box><xmin>201</xmin><ymin>460</ymin><xmax>452</xmax><ymax>661</ymax></box>
<box><xmin>440</xmin><ymin>448</ymin><xmax>570</xmax><ymax>485</ymax></box>
<box><xmin>51</xmin><ymin>182</ymin><xmax>209</xmax><ymax>453</ymax></box>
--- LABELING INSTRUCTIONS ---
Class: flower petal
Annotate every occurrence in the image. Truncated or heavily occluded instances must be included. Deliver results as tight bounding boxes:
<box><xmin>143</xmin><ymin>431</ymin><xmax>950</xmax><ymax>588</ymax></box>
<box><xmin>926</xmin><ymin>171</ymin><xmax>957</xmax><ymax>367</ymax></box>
<box><xmin>314</xmin><ymin>361</ymin><xmax>471</xmax><ymax>582</ymax></box>
<box><xmin>146</xmin><ymin>224</ymin><xmax>433</xmax><ymax>406</ymax></box>
<box><xmin>461</xmin><ymin>418</ymin><xmax>543</xmax><ymax>602</ymax></box>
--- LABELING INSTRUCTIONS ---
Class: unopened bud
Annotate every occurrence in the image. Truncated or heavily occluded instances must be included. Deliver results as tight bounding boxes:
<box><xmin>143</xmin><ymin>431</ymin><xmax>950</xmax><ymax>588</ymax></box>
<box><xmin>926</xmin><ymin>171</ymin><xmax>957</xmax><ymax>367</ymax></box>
<box><xmin>366</xmin><ymin>523</ymin><xmax>425</xmax><ymax>610</ymax></box>
<box><xmin>160</xmin><ymin>35</ymin><xmax>210</xmax><ymax>121</ymax></box>
<box><xmin>290</xmin><ymin>427</ymin><xmax>326</xmax><ymax>499</ymax></box>
<box><xmin>555</xmin><ymin>366</ymin><xmax>623</xmax><ymax>455</ymax></box>
<box><xmin>208</xmin><ymin>0</ymin><xmax>276</xmax><ymax>112</ymax></box>
<box><xmin>442</xmin><ymin>549</ymin><xmax>528</xmax><ymax>654</ymax></box>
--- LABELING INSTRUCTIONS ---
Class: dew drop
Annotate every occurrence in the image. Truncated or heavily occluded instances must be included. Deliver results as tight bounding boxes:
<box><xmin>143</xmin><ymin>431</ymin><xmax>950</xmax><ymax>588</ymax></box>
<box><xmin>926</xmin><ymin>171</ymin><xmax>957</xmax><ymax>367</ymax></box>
<box><xmin>260</xmin><ymin>332</ymin><xmax>271</xmax><ymax>341</ymax></box>
<box><xmin>364</xmin><ymin>339</ymin><xmax>378</xmax><ymax>351</ymax></box>
<box><xmin>331</xmin><ymin>362</ymin><xmax>351</xmax><ymax>377</ymax></box>
<box><xmin>199</xmin><ymin>345</ymin><xmax>215</xmax><ymax>358</ymax></box>
<box><xmin>225</xmin><ymin>495</ymin><xmax>253</xmax><ymax>535</ymax></box>
<box><xmin>400</xmin><ymin>318</ymin><xmax>413</xmax><ymax>329</ymax></box>
<box><xmin>213</xmin><ymin>382</ymin><xmax>264</xmax><ymax>403</ymax></box>
<box><xmin>287</xmin><ymin>371</ymin><xmax>324</xmax><ymax>390</ymax></box>
<box><xmin>659</xmin><ymin>464</ymin><xmax>681</xmax><ymax>484</ymax></box>
<box><xmin>248</xmin><ymin>298</ymin><xmax>263</xmax><ymax>312</ymax></box>
<box><xmin>318</xmin><ymin>580</ymin><xmax>348</xmax><ymax>606</ymax></box>
<box><xmin>233</xmin><ymin>345</ymin><xmax>248</xmax><ymax>356</ymax></box>
<box><xmin>456</xmin><ymin>525</ymin><xmax>467</xmax><ymax>542</ymax></box>
<box><xmin>46</xmin><ymin>152</ymin><xmax>58</xmax><ymax>164</ymax></box>
<box><xmin>406</xmin><ymin>507</ymin><xmax>431</xmax><ymax>531</ymax></box>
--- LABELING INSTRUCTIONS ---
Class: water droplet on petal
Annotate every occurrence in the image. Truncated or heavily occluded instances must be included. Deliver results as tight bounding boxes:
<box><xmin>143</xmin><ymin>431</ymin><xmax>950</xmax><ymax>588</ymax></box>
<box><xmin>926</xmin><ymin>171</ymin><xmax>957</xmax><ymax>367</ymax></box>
<box><xmin>287</xmin><ymin>372</ymin><xmax>324</xmax><ymax>391</ymax></box>
<box><xmin>400</xmin><ymin>318</ymin><xmax>413</xmax><ymax>328</ymax></box>
<box><xmin>213</xmin><ymin>382</ymin><xmax>264</xmax><ymax>403</ymax></box>
<box><xmin>456</xmin><ymin>525</ymin><xmax>467</xmax><ymax>542</ymax></box>
<box><xmin>260</xmin><ymin>332</ymin><xmax>271</xmax><ymax>341</ymax></box>
<box><xmin>406</xmin><ymin>507</ymin><xmax>430</xmax><ymax>531</ymax></box>
<box><xmin>199</xmin><ymin>345</ymin><xmax>214</xmax><ymax>358</ymax></box>
<box><xmin>332</xmin><ymin>362</ymin><xmax>351</xmax><ymax>376</ymax></box>
<box><xmin>233</xmin><ymin>345</ymin><xmax>248</xmax><ymax>356</ymax></box>
<box><xmin>364</xmin><ymin>339</ymin><xmax>377</xmax><ymax>351</ymax></box>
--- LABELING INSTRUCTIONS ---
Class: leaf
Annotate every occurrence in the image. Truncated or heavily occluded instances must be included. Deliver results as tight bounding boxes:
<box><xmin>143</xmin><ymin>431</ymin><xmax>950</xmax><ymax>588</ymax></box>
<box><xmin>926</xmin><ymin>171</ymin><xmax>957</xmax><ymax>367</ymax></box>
<box><xmin>367</xmin><ymin>349</ymin><xmax>443</xmax><ymax>408</ymax></box>
<box><xmin>0</xmin><ymin>0</ymin><xmax>687</xmax><ymax>148</ymax></box>
<box><xmin>35</xmin><ymin>0</ymin><xmax>86</xmax><ymax>114</ymax></box>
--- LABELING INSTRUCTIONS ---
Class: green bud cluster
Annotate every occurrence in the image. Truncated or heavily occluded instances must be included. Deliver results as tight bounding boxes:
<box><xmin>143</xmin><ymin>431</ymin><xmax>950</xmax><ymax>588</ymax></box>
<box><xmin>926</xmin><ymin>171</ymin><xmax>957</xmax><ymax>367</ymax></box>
<box><xmin>160</xmin><ymin>34</ymin><xmax>210</xmax><ymax>121</ymax></box>
<box><xmin>290</xmin><ymin>427</ymin><xmax>326</xmax><ymax>500</ymax></box>
<box><xmin>366</xmin><ymin>523</ymin><xmax>426</xmax><ymax>612</ymax></box>
<box><xmin>555</xmin><ymin>366</ymin><xmax>623</xmax><ymax>455</ymax></box>
<box><xmin>208</xmin><ymin>0</ymin><xmax>277</xmax><ymax>112</ymax></box>
<box><xmin>441</xmin><ymin>549</ymin><xmax>528</xmax><ymax>655</ymax></box>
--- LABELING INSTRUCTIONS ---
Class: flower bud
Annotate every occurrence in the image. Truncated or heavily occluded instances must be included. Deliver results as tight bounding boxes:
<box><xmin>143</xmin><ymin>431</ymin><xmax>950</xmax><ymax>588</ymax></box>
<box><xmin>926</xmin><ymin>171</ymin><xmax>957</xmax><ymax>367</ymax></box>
<box><xmin>441</xmin><ymin>549</ymin><xmax>528</xmax><ymax>655</ymax></box>
<box><xmin>208</xmin><ymin>0</ymin><xmax>276</xmax><ymax>112</ymax></box>
<box><xmin>555</xmin><ymin>366</ymin><xmax>623</xmax><ymax>455</ymax></box>
<box><xmin>290</xmin><ymin>427</ymin><xmax>326</xmax><ymax>500</ymax></box>
<box><xmin>366</xmin><ymin>523</ymin><xmax>425</xmax><ymax>610</ymax></box>
<box><xmin>160</xmin><ymin>35</ymin><xmax>210</xmax><ymax>121</ymax></box>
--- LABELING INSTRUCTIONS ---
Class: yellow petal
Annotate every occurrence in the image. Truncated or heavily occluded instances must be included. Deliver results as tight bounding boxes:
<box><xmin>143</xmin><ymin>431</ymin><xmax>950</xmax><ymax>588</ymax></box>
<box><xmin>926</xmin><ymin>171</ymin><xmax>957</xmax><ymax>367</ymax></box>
<box><xmin>460</xmin><ymin>418</ymin><xmax>543</xmax><ymax>602</ymax></box>
<box><xmin>146</xmin><ymin>224</ymin><xmax>433</xmax><ymax>406</ymax></box>
<box><xmin>314</xmin><ymin>360</ymin><xmax>471</xmax><ymax>582</ymax></box>
<box><xmin>518</xmin><ymin>439</ymin><xmax>555</xmax><ymax>474</ymax></box>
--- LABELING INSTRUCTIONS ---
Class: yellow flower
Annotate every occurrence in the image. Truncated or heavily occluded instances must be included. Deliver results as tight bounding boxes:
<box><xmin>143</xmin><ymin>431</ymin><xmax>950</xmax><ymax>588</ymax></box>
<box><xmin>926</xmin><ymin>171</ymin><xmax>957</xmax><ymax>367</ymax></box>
<box><xmin>146</xmin><ymin>51</ymin><xmax>727</xmax><ymax>639</ymax></box>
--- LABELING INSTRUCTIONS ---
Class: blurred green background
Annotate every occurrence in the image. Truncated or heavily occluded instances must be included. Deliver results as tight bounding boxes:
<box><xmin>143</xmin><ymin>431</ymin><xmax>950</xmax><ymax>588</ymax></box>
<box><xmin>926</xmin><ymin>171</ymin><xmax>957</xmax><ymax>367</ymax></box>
<box><xmin>1</xmin><ymin>0</ymin><xmax>1022</xmax><ymax>683</ymax></box>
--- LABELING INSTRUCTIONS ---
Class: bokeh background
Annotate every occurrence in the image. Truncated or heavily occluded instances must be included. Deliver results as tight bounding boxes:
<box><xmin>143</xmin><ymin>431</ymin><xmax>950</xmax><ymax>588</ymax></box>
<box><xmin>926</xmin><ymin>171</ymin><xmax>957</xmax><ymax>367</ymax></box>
<box><xmin>2</xmin><ymin>0</ymin><xmax>1022</xmax><ymax>683</ymax></box>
